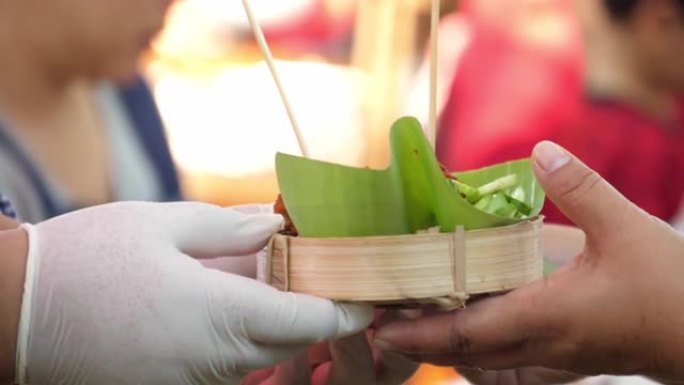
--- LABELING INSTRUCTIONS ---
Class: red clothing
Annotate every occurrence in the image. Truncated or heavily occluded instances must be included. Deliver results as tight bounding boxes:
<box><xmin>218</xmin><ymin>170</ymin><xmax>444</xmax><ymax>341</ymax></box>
<box><xmin>262</xmin><ymin>1</ymin><xmax>355</xmax><ymax>49</ymax></box>
<box><xmin>436</xmin><ymin>17</ymin><xmax>583</xmax><ymax>172</ymax></box>
<box><xmin>551</xmin><ymin>100</ymin><xmax>684</xmax><ymax>223</ymax></box>
<box><xmin>435</xmin><ymin>3</ymin><xmax>684</xmax><ymax>224</ymax></box>
<box><xmin>439</xmin><ymin>96</ymin><xmax>684</xmax><ymax>224</ymax></box>
<box><xmin>435</xmin><ymin>10</ymin><xmax>584</xmax><ymax>224</ymax></box>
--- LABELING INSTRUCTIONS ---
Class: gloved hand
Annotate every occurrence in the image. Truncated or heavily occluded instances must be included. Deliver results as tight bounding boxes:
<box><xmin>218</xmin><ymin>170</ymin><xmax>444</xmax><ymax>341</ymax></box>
<box><xmin>242</xmin><ymin>310</ymin><xmax>420</xmax><ymax>385</ymax></box>
<box><xmin>199</xmin><ymin>203</ymin><xmax>276</xmax><ymax>277</ymax></box>
<box><xmin>15</xmin><ymin>202</ymin><xmax>373</xmax><ymax>385</ymax></box>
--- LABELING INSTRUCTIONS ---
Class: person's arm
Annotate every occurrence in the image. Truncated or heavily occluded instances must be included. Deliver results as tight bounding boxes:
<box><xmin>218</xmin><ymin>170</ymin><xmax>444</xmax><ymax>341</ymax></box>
<box><xmin>0</xmin><ymin>228</ymin><xmax>27</xmax><ymax>383</ymax></box>
<box><xmin>0</xmin><ymin>215</ymin><xmax>19</xmax><ymax>231</ymax></box>
<box><xmin>8</xmin><ymin>202</ymin><xmax>372</xmax><ymax>385</ymax></box>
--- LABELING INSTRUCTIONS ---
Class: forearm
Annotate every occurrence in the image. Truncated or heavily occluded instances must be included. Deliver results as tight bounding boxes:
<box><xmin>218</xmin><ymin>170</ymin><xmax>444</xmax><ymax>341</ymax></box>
<box><xmin>0</xmin><ymin>228</ymin><xmax>28</xmax><ymax>383</ymax></box>
<box><xmin>0</xmin><ymin>215</ymin><xmax>18</xmax><ymax>231</ymax></box>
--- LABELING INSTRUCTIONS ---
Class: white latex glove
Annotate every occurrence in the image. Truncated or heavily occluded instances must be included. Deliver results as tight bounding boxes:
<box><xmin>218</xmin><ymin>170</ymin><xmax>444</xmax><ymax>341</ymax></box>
<box><xmin>15</xmin><ymin>202</ymin><xmax>373</xmax><ymax>385</ymax></box>
<box><xmin>230</xmin><ymin>203</ymin><xmax>275</xmax><ymax>215</ymax></box>
<box><xmin>199</xmin><ymin>203</ymin><xmax>275</xmax><ymax>277</ymax></box>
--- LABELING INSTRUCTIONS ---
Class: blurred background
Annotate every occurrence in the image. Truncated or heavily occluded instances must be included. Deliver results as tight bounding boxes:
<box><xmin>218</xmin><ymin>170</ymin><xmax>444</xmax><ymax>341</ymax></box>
<box><xmin>144</xmin><ymin>0</ymin><xmax>462</xmax><ymax>207</ymax></box>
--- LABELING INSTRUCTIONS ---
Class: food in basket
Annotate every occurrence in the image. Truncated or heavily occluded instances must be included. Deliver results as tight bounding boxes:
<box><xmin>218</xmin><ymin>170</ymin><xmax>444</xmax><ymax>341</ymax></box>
<box><xmin>273</xmin><ymin>116</ymin><xmax>545</xmax><ymax>238</ymax></box>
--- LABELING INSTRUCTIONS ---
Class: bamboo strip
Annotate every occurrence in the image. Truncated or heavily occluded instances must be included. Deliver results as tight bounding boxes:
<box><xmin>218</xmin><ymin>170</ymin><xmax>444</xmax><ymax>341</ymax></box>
<box><xmin>451</xmin><ymin>227</ymin><xmax>466</xmax><ymax>298</ymax></box>
<box><xmin>428</xmin><ymin>0</ymin><xmax>440</xmax><ymax>149</ymax></box>
<box><xmin>239</xmin><ymin>0</ymin><xmax>309</xmax><ymax>158</ymax></box>
<box><xmin>261</xmin><ymin>218</ymin><xmax>543</xmax><ymax>308</ymax></box>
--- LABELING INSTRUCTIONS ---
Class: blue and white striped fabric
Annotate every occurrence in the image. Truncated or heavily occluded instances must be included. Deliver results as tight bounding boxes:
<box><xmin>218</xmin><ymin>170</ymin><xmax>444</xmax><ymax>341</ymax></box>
<box><xmin>0</xmin><ymin>193</ymin><xmax>16</xmax><ymax>219</ymax></box>
<box><xmin>0</xmin><ymin>75</ymin><xmax>182</xmax><ymax>223</ymax></box>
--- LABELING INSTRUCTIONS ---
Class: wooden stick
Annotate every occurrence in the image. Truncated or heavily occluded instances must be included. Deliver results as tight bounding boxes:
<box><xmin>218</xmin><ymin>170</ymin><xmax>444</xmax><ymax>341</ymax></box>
<box><xmin>428</xmin><ymin>0</ymin><xmax>440</xmax><ymax>150</ymax></box>
<box><xmin>240</xmin><ymin>0</ymin><xmax>310</xmax><ymax>158</ymax></box>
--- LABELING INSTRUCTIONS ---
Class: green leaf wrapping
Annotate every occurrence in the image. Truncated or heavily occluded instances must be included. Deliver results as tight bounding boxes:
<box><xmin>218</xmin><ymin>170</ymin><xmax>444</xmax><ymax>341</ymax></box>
<box><xmin>276</xmin><ymin>117</ymin><xmax>545</xmax><ymax>238</ymax></box>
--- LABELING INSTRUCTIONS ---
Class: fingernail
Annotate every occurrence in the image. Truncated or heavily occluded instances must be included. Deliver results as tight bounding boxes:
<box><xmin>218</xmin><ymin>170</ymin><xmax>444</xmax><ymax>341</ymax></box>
<box><xmin>533</xmin><ymin>141</ymin><xmax>571</xmax><ymax>173</ymax></box>
<box><xmin>373</xmin><ymin>338</ymin><xmax>396</xmax><ymax>352</ymax></box>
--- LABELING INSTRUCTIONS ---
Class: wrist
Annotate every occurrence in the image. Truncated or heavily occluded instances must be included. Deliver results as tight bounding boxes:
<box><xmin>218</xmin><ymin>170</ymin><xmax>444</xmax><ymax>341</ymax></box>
<box><xmin>0</xmin><ymin>216</ymin><xmax>19</xmax><ymax>231</ymax></box>
<box><xmin>0</xmin><ymin>228</ymin><xmax>28</xmax><ymax>383</ymax></box>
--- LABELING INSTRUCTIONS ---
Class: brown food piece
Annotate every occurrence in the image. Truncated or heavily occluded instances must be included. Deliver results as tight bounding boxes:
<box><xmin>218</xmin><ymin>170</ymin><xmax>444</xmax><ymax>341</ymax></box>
<box><xmin>439</xmin><ymin>163</ymin><xmax>457</xmax><ymax>181</ymax></box>
<box><xmin>440</xmin><ymin>163</ymin><xmax>472</xmax><ymax>200</ymax></box>
<box><xmin>274</xmin><ymin>194</ymin><xmax>299</xmax><ymax>236</ymax></box>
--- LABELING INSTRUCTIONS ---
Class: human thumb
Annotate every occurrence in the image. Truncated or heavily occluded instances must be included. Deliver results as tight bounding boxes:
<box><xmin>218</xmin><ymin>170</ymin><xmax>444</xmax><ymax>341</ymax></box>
<box><xmin>161</xmin><ymin>202</ymin><xmax>283</xmax><ymax>258</ymax></box>
<box><xmin>532</xmin><ymin>141</ymin><xmax>641</xmax><ymax>241</ymax></box>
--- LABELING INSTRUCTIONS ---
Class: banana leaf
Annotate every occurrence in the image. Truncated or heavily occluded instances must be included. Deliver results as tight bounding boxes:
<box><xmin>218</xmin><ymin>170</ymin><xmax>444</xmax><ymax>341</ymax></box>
<box><xmin>276</xmin><ymin>117</ymin><xmax>545</xmax><ymax>238</ymax></box>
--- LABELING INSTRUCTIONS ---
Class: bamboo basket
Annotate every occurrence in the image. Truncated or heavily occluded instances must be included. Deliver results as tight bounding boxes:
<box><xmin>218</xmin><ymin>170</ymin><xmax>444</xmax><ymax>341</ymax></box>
<box><xmin>259</xmin><ymin>217</ymin><xmax>543</xmax><ymax>309</ymax></box>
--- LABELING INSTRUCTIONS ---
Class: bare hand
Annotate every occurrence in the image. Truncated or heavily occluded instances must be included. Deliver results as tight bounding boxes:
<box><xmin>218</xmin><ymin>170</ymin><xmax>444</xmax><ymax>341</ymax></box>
<box><xmin>454</xmin><ymin>366</ymin><xmax>584</xmax><ymax>385</ymax></box>
<box><xmin>374</xmin><ymin>141</ymin><xmax>684</xmax><ymax>381</ymax></box>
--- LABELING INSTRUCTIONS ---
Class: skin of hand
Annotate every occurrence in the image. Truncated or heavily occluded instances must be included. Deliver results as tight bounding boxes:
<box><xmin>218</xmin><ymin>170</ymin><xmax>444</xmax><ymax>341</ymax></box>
<box><xmin>445</xmin><ymin>225</ymin><xmax>585</xmax><ymax>385</ymax></box>
<box><xmin>373</xmin><ymin>141</ymin><xmax>684</xmax><ymax>381</ymax></box>
<box><xmin>449</xmin><ymin>227</ymin><xmax>663</xmax><ymax>385</ymax></box>
<box><xmin>7</xmin><ymin>201</ymin><xmax>372</xmax><ymax>385</ymax></box>
<box><xmin>240</xmin><ymin>310</ymin><xmax>420</xmax><ymax>385</ymax></box>
<box><xmin>542</xmin><ymin>224</ymin><xmax>585</xmax><ymax>268</ymax></box>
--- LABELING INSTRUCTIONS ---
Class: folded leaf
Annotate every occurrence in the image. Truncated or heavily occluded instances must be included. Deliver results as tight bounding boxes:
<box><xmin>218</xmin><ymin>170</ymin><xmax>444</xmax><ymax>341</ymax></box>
<box><xmin>276</xmin><ymin>117</ymin><xmax>545</xmax><ymax>238</ymax></box>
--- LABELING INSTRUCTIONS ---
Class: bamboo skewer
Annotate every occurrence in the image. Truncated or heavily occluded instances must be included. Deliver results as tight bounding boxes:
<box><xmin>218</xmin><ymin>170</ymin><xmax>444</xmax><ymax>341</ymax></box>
<box><xmin>428</xmin><ymin>0</ymin><xmax>441</xmax><ymax>150</ymax></box>
<box><xmin>240</xmin><ymin>0</ymin><xmax>310</xmax><ymax>158</ymax></box>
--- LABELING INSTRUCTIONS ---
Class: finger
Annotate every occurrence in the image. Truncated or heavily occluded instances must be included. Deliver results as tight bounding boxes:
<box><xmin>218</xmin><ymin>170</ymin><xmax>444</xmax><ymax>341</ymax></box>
<box><xmin>241</xmin><ymin>367</ymin><xmax>277</xmax><ymax>385</ymax></box>
<box><xmin>452</xmin><ymin>366</ymin><xmax>501</xmax><ymax>385</ymax></box>
<box><xmin>532</xmin><ymin>141</ymin><xmax>642</xmax><ymax>241</ymax></box>
<box><xmin>231</xmin><ymin>204</ymin><xmax>275</xmax><ymax>215</ymax></box>
<box><xmin>204</xmin><ymin>270</ymin><xmax>373</xmax><ymax>371</ymax></box>
<box><xmin>542</xmin><ymin>224</ymin><xmax>585</xmax><ymax>267</ymax></box>
<box><xmin>399</xmin><ymin>328</ymin><xmax>579</xmax><ymax>372</ymax></box>
<box><xmin>211</xmin><ymin>273</ymin><xmax>374</xmax><ymax>345</ymax></box>
<box><xmin>311</xmin><ymin>362</ymin><xmax>333</xmax><ymax>384</ymax></box>
<box><xmin>200</xmin><ymin>255</ymin><xmax>257</xmax><ymax>278</ymax></box>
<box><xmin>307</xmin><ymin>342</ymin><xmax>332</xmax><ymax>366</ymax></box>
<box><xmin>519</xmin><ymin>368</ymin><xmax>584</xmax><ymax>384</ymax></box>
<box><xmin>373</xmin><ymin>280</ymin><xmax>559</xmax><ymax>357</ymax></box>
<box><xmin>326</xmin><ymin>333</ymin><xmax>375</xmax><ymax>385</ymax></box>
<box><xmin>240</xmin><ymin>343</ymin><xmax>312</xmax><ymax>371</ymax></box>
<box><xmin>162</xmin><ymin>202</ymin><xmax>283</xmax><ymax>258</ymax></box>
<box><xmin>248</xmin><ymin>293</ymin><xmax>373</xmax><ymax>345</ymax></box>
<box><xmin>404</xmin><ymin>350</ymin><xmax>529</xmax><ymax>370</ymax></box>
<box><xmin>455</xmin><ymin>366</ymin><xmax>584</xmax><ymax>385</ymax></box>
<box><xmin>376</xmin><ymin>351</ymin><xmax>420</xmax><ymax>385</ymax></box>
<box><xmin>373</xmin><ymin>309</ymin><xmax>423</xmax><ymax>329</ymax></box>
<box><xmin>272</xmin><ymin>354</ymin><xmax>312</xmax><ymax>385</ymax></box>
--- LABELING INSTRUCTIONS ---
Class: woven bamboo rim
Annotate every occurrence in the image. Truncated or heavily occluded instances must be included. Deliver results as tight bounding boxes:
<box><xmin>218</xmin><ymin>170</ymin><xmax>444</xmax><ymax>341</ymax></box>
<box><xmin>260</xmin><ymin>218</ymin><xmax>544</xmax><ymax>309</ymax></box>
